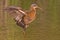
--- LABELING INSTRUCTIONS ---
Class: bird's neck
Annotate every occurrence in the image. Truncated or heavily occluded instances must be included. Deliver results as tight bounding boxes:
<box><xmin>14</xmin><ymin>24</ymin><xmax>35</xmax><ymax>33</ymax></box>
<box><xmin>30</xmin><ymin>7</ymin><xmax>36</xmax><ymax>14</ymax></box>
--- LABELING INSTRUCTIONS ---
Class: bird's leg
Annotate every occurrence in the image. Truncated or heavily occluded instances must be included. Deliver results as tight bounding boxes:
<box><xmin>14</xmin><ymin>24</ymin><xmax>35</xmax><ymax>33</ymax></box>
<box><xmin>23</xmin><ymin>25</ymin><xmax>29</xmax><ymax>39</ymax></box>
<box><xmin>22</xmin><ymin>25</ymin><xmax>28</xmax><ymax>35</ymax></box>
<box><xmin>25</xmin><ymin>25</ymin><xmax>29</xmax><ymax>29</ymax></box>
<box><xmin>22</xmin><ymin>27</ymin><xmax>26</xmax><ymax>36</ymax></box>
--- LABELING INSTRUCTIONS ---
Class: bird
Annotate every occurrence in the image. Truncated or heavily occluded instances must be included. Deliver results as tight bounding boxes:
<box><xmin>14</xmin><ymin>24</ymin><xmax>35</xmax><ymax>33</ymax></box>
<box><xmin>5</xmin><ymin>3</ymin><xmax>43</xmax><ymax>31</ymax></box>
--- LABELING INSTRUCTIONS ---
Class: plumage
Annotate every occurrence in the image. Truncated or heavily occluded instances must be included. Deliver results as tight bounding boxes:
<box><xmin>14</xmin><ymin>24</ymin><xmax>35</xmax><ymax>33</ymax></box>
<box><xmin>5</xmin><ymin>4</ymin><xmax>42</xmax><ymax>31</ymax></box>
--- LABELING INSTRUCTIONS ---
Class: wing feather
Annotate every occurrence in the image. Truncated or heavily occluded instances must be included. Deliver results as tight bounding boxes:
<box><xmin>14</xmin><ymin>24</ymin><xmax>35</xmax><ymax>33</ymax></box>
<box><xmin>5</xmin><ymin>6</ymin><xmax>26</xmax><ymax>22</ymax></box>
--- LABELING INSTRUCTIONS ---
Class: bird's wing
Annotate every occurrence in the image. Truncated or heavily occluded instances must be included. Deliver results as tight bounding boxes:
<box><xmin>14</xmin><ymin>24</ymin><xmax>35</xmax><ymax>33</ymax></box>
<box><xmin>5</xmin><ymin>6</ymin><xmax>27</xmax><ymax>21</ymax></box>
<box><xmin>5</xmin><ymin>6</ymin><xmax>26</xmax><ymax>17</ymax></box>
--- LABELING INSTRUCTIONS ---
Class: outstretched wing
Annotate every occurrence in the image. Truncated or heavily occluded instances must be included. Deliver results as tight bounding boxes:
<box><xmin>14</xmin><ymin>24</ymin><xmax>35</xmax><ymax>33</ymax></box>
<box><xmin>5</xmin><ymin>6</ymin><xmax>26</xmax><ymax>22</ymax></box>
<box><xmin>5</xmin><ymin>6</ymin><xmax>26</xmax><ymax>17</ymax></box>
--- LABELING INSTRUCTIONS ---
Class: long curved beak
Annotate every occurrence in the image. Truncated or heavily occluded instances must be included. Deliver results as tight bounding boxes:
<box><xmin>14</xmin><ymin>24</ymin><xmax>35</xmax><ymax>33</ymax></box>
<box><xmin>38</xmin><ymin>7</ymin><xmax>44</xmax><ymax>11</ymax></box>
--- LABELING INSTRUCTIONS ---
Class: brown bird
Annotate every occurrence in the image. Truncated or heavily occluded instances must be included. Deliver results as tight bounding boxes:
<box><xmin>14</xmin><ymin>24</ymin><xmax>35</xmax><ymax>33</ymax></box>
<box><xmin>5</xmin><ymin>4</ymin><xmax>43</xmax><ymax>31</ymax></box>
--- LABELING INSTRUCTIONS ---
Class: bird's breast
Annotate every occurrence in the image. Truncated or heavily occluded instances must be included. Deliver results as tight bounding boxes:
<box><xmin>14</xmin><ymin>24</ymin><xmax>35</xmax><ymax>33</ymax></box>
<box><xmin>24</xmin><ymin>11</ymin><xmax>36</xmax><ymax>24</ymax></box>
<box><xmin>28</xmin><ymin>12</ymin><xmax>36</xmax><ymax>19</ymax></box>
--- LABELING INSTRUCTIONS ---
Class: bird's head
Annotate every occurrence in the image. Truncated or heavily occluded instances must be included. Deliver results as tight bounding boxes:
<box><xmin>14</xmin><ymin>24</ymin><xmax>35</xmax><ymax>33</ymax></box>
<box><xmin>31</xmin><ymin>4</ymin><xmax>43</xmax><ymax>11</ymax></box>
<box><xmin>31</xmin><ymin>4</ymin><xmax>39</xmax><ymax>9</ymax></box>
